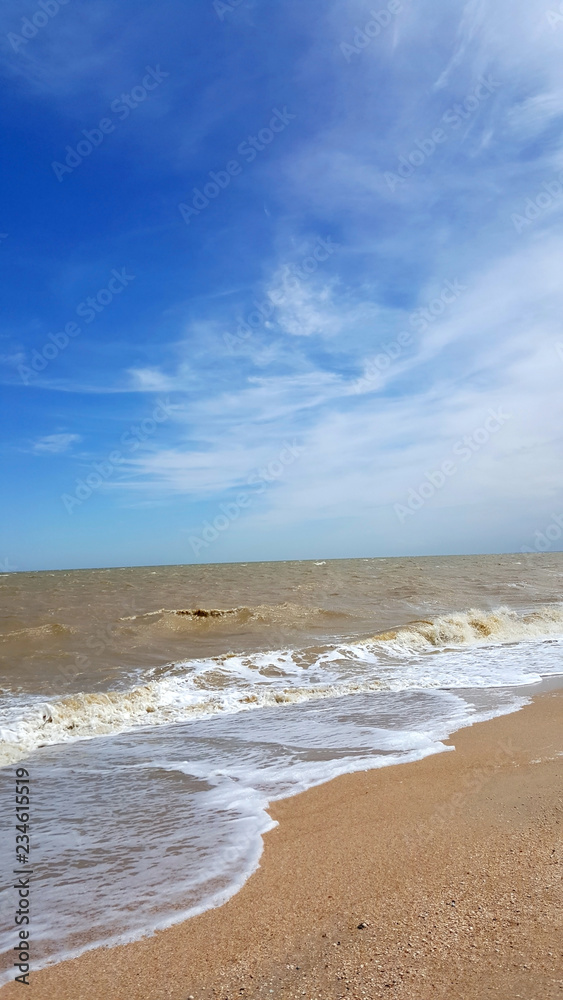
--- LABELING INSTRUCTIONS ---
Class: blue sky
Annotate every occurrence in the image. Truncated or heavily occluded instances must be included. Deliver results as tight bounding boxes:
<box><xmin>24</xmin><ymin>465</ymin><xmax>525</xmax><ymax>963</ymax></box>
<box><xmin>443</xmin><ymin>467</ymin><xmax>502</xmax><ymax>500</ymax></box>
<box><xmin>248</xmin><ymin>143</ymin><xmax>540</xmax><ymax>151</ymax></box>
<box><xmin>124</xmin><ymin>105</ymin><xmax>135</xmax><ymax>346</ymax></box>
<box><xmin>1</xmin><ymin>0</ymin><xmax>563</xmax><ymax>571</ymax></box>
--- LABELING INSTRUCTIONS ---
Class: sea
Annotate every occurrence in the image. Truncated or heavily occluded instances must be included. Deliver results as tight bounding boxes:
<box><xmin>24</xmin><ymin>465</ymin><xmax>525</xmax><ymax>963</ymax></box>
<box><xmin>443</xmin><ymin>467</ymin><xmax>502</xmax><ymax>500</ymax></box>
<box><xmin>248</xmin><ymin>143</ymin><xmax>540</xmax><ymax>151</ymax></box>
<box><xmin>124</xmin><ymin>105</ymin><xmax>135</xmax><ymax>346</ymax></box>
<box><xmin>1</xmin><ymin>553</ymin><xmax>562</xmax><ymax>983</ymax></box>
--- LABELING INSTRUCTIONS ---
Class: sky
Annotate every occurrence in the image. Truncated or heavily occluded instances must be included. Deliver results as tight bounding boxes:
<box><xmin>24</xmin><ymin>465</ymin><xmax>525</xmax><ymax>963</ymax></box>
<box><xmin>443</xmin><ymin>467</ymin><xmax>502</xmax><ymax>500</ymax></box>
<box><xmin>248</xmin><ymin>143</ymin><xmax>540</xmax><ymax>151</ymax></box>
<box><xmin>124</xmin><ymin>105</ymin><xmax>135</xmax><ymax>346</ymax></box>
<box><xmin>1</xmin><ymin>0</ymin><xmax>563</xmax><ymax>571</ymax></box>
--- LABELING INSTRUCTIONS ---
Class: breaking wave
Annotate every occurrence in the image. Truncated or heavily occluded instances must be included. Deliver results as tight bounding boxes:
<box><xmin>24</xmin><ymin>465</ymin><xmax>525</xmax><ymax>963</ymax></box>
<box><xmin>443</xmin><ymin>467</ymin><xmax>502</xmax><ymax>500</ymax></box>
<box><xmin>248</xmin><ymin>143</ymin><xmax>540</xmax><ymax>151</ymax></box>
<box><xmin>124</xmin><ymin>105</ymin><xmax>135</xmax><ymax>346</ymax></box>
<box><xmin>1</xmin><ymin>604</ymin><xmax>562</xmax><ymax>764</ymax></box>
<box><xmin>0</xmin><ymin>622</ymin><xmax>75</xmax><ymax>642</ymax></box>
<box><xmin>371</xmin><ymin>604</ymin><xmax>563</xmax><ymax>652</ymax></box>
<box><xmin>120</xmin><ymin>602</ymin><xmax>352</xmax><ymax>628</ymax></box>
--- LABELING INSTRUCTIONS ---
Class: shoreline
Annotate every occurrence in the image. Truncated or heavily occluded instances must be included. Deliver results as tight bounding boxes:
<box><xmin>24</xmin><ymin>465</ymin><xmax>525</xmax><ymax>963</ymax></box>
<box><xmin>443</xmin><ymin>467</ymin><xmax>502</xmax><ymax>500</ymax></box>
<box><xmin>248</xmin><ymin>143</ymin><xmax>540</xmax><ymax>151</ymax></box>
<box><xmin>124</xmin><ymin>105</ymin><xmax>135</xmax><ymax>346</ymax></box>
<box><xmin>2</xmin><ymin>689</ymin><xmax>562</xmax><ymax>999</ymax></box>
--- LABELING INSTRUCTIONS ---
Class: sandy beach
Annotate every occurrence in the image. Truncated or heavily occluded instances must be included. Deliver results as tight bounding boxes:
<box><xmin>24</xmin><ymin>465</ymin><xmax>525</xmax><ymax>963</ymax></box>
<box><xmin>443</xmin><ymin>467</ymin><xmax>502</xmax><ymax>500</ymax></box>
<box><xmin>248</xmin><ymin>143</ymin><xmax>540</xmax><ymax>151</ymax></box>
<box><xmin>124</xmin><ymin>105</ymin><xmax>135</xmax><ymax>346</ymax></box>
<box><xmin>4</xmin><ymin>688</ymin><xmax>561</xmax><ymax>1000</ymax></box>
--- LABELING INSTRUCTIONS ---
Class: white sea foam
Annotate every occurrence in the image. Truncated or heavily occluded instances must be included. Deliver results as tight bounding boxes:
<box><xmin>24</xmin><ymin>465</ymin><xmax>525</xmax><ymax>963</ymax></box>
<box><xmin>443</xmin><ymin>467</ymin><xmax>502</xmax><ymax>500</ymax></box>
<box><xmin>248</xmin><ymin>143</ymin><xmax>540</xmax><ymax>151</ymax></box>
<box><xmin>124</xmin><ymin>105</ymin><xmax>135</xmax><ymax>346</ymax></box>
<box><xmin>1</xmin><ymin>604</ymin><xmax>562</xmax><ymax>764</ymax></box>
<box><xmin>369</xmin><ymin>604</ymin><xmax>563</xmax><ymax>651</ymax></box>
<box><xmin>0</xmin><ymin>686</ymin><xmax>530</xmax><ymax>984</ymax></box>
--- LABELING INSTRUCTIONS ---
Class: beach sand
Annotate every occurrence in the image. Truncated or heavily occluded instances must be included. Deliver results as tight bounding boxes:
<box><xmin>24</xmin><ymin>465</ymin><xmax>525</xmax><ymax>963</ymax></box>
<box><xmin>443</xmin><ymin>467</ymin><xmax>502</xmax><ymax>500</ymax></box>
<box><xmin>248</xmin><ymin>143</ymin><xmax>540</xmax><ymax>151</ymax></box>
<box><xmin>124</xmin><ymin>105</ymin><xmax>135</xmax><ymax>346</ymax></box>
<box><xmin>5</xmin><ymin>690</ymin><xmax>562</xmax><ymax>1000</ymax></box>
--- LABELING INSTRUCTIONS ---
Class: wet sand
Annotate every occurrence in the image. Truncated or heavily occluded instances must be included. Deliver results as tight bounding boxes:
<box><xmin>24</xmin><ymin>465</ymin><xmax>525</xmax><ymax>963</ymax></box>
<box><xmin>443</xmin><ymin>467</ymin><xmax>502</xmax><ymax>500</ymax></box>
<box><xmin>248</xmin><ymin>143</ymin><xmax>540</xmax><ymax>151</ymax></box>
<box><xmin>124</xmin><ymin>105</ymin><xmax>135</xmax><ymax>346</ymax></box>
<box><xmin>4</xmin><ymin>690</ymin><xmax>562</xmax><ymax>1000</ymax></box>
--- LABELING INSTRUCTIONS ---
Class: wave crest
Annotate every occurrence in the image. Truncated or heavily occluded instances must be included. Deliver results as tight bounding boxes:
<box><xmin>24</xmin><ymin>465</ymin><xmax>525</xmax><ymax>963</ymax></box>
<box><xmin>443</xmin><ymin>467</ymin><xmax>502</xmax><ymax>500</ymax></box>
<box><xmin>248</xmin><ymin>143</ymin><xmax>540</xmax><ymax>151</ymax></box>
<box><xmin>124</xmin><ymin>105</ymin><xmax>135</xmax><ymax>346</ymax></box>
<box><xmin>371</xmin><ymin>605</ymin><xmax>563</xmax><ymax>653</ymax></box>
<box><xmin>1</xmin><ymin>603</ymin><xmax>562</xmax><ymax>765</ymax></box>
<box><xmin>120</xmin><ymin>603</ymin><xmax>350</xmax><ymax>629</ymax></box>
<box><xmin>0</xmin><ymin>623</ymin><xmax>75</xmax><ymax>642</ymax></box>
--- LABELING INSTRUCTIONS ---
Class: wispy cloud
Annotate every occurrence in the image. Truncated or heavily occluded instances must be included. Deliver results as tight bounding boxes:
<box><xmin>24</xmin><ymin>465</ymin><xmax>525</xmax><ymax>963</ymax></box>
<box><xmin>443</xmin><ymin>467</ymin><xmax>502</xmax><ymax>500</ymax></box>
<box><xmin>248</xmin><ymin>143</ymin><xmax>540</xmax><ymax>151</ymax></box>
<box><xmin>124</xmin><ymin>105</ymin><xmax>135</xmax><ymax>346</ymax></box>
<box><xmin>32</xmin><ymin>433</ymin><xmax>81</xmax><ymax>454</ymax></box>
<box><xmin>3</xmin><ymin>0</ymin><xmax>563</xmax><ymax>566</ymax></box>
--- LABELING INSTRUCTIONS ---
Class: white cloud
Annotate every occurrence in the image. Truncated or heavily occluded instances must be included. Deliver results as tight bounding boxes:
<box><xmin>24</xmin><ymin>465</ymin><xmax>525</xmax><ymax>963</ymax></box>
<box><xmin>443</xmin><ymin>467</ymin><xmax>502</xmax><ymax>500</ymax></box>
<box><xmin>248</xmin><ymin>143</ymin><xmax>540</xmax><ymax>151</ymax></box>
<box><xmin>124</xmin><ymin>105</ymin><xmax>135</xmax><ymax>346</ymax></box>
<box><xmin>506</xmin><ymin>91</ymin><xmax>563</xmax><ymax>140</ymax></box>
<box><xmin>32</xmin><ymin>433</ymin><xmax>81</xmax><ymax>454</ymax></box>
<box><xmin>127</xmin><ymin>367</ymin><xmax>179</xmax><ymax>392</ymax></box>
<box><xmin>100</xmin><ymin>227</ymin><xmax>563</xmax><ymax>547</ymax></box>
<box><xmin>266</xmin><ymin>269</ymin><xmax>340</xmax><ymax>337</ymax></box>
<box><xmin>9</xmin><ymin>0</ymin><xmax>563</xmax><ymax>560</ymax></box>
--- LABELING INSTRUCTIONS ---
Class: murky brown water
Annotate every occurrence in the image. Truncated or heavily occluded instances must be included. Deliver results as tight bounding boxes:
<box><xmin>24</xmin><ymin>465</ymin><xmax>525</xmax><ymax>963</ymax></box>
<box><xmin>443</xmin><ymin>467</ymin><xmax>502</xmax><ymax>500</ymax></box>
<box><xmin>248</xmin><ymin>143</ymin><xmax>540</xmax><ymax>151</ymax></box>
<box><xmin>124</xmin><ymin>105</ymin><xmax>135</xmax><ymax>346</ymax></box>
<box><xmin>1</xmin><ymin>554</ymin><xmax>562</xmax><ymax>982</ymax></box>
<box><xmin>2</xmin><ymin>553</ymin><xmax>562</xmax><ymax>696</ymax></box>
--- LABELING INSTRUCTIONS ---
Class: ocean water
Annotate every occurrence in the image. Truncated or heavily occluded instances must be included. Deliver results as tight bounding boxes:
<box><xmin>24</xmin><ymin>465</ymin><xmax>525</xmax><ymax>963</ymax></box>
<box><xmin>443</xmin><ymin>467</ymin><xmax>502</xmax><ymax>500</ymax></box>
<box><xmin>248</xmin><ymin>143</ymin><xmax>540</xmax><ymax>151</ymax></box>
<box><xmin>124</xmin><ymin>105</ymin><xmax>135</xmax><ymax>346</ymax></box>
<box><xmin>1</xmin><ymin>554</ymin><xmax>562</xmax><ymax>981</ymax></box>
